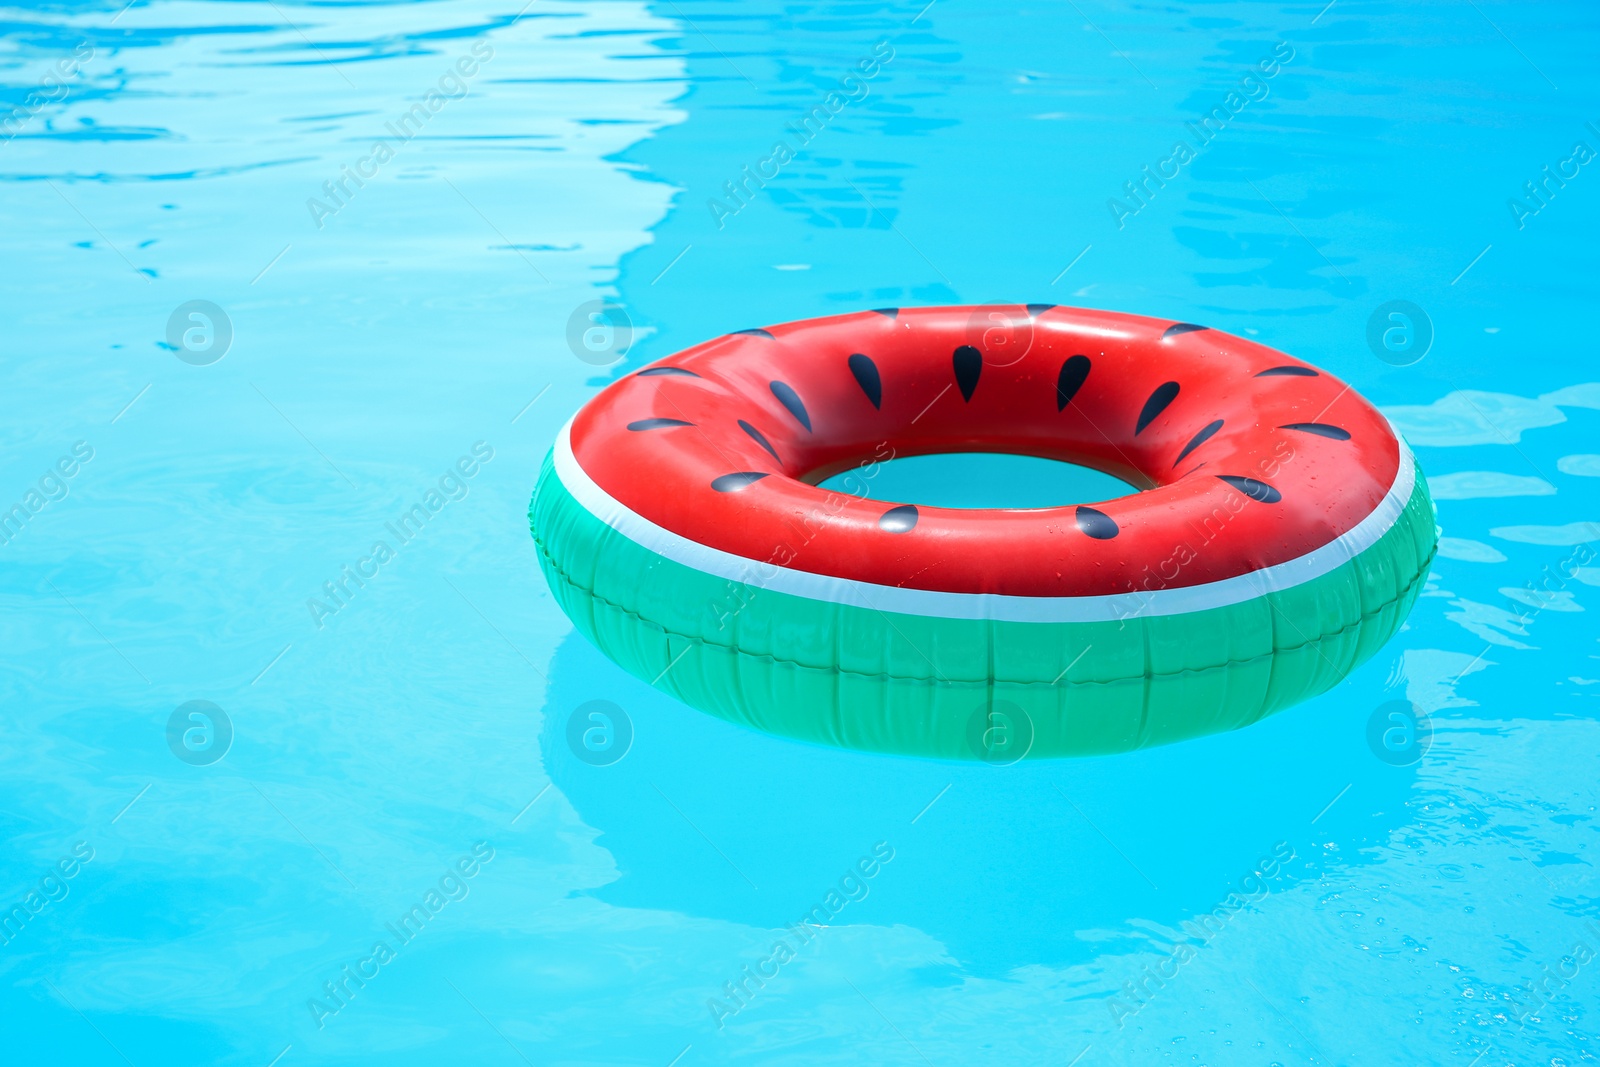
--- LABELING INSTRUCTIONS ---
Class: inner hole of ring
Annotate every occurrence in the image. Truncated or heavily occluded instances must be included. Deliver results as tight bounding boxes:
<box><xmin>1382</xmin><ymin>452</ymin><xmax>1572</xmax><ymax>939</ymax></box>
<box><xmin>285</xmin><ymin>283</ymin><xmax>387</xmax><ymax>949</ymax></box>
<box><xmin>813</xmin><ymin>451</ymin><xmax>1143</xmax><ymax>510</ymax></box>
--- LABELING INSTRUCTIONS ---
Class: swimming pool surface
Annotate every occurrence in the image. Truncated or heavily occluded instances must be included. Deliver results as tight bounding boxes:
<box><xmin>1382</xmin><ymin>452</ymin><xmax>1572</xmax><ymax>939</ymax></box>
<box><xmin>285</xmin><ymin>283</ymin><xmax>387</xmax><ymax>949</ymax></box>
<box><xmin>3</xmin><ymin>1</ymin><xmax>1598</xmax><ymax>1063</ymax></box>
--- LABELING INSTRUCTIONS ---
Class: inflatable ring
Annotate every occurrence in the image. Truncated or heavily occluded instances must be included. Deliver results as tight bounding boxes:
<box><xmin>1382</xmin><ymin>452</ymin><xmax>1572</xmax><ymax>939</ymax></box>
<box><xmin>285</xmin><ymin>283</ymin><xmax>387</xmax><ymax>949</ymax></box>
<box><xmin>531</xmin><ymin>305</ymin><xmax>1436</xmax><ymax>759</ymax></box>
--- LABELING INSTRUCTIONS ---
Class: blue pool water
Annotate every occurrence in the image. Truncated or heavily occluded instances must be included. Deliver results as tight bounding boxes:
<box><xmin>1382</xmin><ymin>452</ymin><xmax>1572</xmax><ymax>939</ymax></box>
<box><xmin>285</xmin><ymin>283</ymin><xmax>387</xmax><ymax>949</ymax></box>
<box><xmin>3</xmin><ymin>1</ymin><xmax>1598</xmax><ymax>1063</ymax></box>
<box><xmin>818</xmin><ymin>452</ymin><xmax>1138</xmax><ymax>508</ymax></box>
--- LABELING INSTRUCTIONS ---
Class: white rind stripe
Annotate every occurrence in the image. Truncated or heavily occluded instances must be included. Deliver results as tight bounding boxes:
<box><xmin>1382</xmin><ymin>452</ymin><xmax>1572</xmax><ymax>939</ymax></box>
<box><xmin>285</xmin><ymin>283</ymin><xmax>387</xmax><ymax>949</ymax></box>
<box><xmin>551</xmin><ymin>419</ymin><xmax>1418</xmax><ymax>623</ymax></box>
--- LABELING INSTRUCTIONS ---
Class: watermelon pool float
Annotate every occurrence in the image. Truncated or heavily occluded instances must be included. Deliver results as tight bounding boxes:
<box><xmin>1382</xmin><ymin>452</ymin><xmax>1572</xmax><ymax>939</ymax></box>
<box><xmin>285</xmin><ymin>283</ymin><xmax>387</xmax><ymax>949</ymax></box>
<box><xmin>531</xmin><ymin>305</ymin><xmax>1437</xmax><ymax>759</ymax></box>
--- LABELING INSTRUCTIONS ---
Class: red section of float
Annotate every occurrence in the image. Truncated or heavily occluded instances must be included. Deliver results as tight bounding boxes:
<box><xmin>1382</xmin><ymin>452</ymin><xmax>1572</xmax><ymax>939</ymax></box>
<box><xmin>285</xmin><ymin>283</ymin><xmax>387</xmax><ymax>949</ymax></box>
<box><xmin>568</xmin><ymin>305</ymin><xmax>1401</xmax><ymax>598</ymax></box>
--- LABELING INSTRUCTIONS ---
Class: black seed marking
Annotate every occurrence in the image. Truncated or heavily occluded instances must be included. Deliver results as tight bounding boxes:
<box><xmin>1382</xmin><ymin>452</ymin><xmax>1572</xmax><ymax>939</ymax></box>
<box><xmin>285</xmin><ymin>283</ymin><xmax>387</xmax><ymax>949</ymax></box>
<box><xmin>738</xmin><ymin>419</ymin><xmax>781</xmax><ymax>463</ymax></box>
<box><xmin>848</xmin><ymin>353</ymin><xmax>882</xmax><ymax>409</ymax></box>
<box><xmin>638</xmin><ymin>366</ymin><xmax>701</xmax><ymax>378</ymax></box>
<box><xmin>1135</xmin><ymin>381</ymin><xmax>1181</xmax><ymax>435</ymax></box>
<box><xmin>953</xmin><ymin>345</ymin><xmax>982</xmax><ymax>401</ymax></box>
<box><xmin>1173</xmin><ymin>419</ymin><xmax>1224</xmax><ymax>466</ymax></box>
<box><xmin>712</xmin><ymin>472</ymin><xmax>768</xmax><ymax>493</ymax></box>
<box><xmin>1280</xmin><ymin>421</ymin><xmax>1351</xmax><ymax>440</ymax></box>
<box><xmin>732</xmin><ymin>328</ymin><xmax>775</xmax><ymax>338</ymax></box>
<box><xmin>879</xmin><ymin>504</ymin><xmax>918</xmax><ymax>533</ymax></box>
<box><xmin>769</xmin><ymin>380</ymin><xmax>812</xmax><ymax>431</ymax></box>
<box><xmin>870</xmin><ymin>307</ymin><xmax>900</xmax><ymax>319</ymax></box>
<box><xmin>627</xmin><ymin>418</ymin><xmax>693</xmax><ymax>431</ymax></box>
<box><xmin>1255</xmin><ymin>365</ymin><xmax>1318</xmax><ymax>378</ymax></box>
<box><xmin>1162</xmin><ymin>322</ymin><xmax>1209</xmax><ymax>339</ymax></box>
<box><xmin>1056</xmin><ymin>355</ymin><xmax>1091</xmax><ymax>411</ymax></box>
<box><xmin>1217</xmin><ymin>475</ymin><xmax>1282</xmax><ymax>503</ymax></box>
<box><xmin>1026</xmin><ymin>303</ymin><xmax>1056</xmax><ymax>318</ymax></box>
<box><xmin>1075</xmin><ymin>505</ymin><xmax>1118</xmax><ymax>540</ymax></box>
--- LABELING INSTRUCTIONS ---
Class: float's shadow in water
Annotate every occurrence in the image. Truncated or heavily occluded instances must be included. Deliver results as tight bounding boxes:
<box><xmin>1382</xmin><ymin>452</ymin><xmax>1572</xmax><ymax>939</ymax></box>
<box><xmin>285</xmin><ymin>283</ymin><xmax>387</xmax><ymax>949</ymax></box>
<box><xmin>540</xmin><ymin>629</ymin><xmax>1416</xmax><ymax>977</ymax></box>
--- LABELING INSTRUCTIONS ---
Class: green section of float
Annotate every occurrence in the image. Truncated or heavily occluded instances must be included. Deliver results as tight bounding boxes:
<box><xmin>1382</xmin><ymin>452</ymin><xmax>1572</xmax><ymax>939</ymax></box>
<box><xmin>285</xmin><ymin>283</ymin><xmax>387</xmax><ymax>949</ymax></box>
<box><xmin>530</xmin><ymin>452</ymin><xmax>1437</xmax><ymax>759</ymax></box>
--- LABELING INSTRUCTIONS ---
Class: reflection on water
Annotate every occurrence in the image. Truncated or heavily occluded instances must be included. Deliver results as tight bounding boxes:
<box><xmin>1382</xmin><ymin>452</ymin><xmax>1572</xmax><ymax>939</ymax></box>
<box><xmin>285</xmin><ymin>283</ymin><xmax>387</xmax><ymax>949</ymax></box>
<box><xmin>540</xmin><ymin>630</ymin><xmax>1422</xmax><ymax>978</ymax></box>
<box><xmin>2</xmin><ymin>0</ymin><xmax>1598</xmax><ymax>1063</ymax></box>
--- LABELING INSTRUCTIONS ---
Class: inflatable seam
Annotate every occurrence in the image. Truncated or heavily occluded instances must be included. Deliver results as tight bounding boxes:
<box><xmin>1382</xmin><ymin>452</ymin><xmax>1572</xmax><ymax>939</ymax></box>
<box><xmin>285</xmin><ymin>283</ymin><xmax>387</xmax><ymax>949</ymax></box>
<box><xmin>534</xmin><ymin>534</ymin><xmax>1437</xmax><ymax>689</ymax></box>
